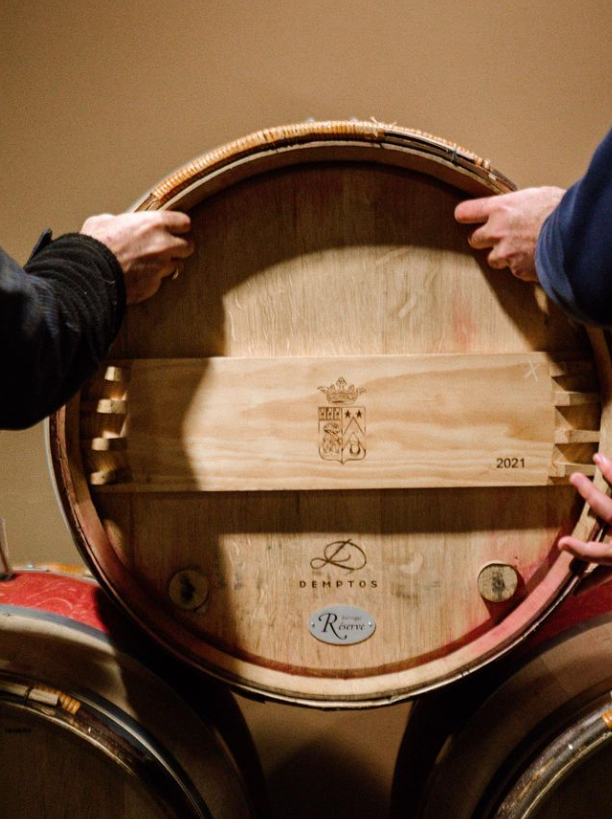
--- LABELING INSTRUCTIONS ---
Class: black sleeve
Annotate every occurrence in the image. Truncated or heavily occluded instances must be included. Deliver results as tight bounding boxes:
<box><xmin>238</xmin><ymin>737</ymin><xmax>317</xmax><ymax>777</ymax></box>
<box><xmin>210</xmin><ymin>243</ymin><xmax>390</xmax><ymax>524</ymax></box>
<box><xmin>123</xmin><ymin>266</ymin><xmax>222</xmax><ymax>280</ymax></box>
<box><xmin>536</xmin><ymin>124</ymin><xmax>612</xmax><ymax>327</ymax></box>
<box><xmin>0</xmin><ymin>232</ymin><xmax>126</xmax><ymax>429</ymax></box>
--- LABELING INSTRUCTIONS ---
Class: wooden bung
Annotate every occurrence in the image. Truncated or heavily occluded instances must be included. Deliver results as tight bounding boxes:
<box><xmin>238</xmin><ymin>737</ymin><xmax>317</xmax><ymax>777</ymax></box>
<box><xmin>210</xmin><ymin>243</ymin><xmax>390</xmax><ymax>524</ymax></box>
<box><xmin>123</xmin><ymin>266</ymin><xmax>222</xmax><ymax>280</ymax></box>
<box><xmin>49</xmin><ymin>120</ymin><xmax>612</xmax><ymax>707</ymax></box>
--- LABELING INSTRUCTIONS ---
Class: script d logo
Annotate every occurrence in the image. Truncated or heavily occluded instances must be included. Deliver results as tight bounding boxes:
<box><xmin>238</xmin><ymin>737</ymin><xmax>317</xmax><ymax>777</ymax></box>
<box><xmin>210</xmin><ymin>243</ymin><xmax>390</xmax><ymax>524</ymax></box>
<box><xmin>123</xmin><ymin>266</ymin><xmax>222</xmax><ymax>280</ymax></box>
<box><xmin>310</xmin><ymin>539</ymin><xmax>367</xmax><ymax>573</ymax></box>
<box><xmin>301</xmin><ymin>539</ymin><xmax>378</xmax><ymax>590</ymax></box>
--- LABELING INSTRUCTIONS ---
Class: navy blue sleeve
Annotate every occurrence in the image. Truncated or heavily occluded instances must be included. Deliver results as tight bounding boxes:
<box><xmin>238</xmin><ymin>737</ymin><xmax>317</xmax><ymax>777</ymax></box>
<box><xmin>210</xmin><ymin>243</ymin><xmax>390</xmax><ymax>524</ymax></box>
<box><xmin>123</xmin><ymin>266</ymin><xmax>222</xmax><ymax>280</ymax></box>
<box><xmin>536</xmin><ymin>125</ymin><xmax>612</xmax><ymax>327</ymax></box>
<box><xmin>0</xmin><ymin>233</ymin><xmax>125</xmax><ymax>429</ymax></box>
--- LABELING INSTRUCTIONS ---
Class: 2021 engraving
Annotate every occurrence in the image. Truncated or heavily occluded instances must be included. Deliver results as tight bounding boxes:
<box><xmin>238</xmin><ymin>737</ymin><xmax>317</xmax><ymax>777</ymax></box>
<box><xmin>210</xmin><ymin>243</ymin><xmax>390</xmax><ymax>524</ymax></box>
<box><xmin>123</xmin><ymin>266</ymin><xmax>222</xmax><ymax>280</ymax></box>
<box><xmin>496</xmin><ymin>457</ymin><xmax>526</xmax><ymax>469</ymax></box>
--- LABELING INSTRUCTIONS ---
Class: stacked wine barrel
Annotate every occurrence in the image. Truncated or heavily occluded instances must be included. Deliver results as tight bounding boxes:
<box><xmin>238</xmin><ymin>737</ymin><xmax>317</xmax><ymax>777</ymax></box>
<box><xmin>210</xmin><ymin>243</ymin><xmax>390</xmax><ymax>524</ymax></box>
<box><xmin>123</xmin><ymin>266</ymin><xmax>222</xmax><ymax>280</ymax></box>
<box><xmin>391</xmin><ymin>581</ymin><xmax>612</xmax><ymax>818</ymax></box>
<box><xmin>8</xmin><ymin>120</ymin><xmax>611</xmax><ymax>815</ymax></box>
<box><xmin>0</xmin><ymin>567</ymin><xmax>263</xmax><ymax>819</ymax></box>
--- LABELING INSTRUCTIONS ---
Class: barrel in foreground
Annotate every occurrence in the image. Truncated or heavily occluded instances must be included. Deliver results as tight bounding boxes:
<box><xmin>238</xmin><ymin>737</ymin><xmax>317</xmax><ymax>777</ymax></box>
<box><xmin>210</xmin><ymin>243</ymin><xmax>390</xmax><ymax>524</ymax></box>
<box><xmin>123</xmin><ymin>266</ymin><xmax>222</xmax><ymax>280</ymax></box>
<box><xmin>50</xmin><ymin>120</ymin><xmax>612</xmax><ymax>707</ymax></box>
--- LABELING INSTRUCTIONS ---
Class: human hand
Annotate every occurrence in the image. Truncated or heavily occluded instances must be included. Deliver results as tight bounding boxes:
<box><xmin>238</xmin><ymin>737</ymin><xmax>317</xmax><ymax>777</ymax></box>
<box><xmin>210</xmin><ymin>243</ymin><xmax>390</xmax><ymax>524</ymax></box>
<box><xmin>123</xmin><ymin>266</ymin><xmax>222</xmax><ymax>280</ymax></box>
<box><xmin>559</xmin><ymin>453</ymin><xmax>612</xmax><ymax>565</ymax></box>
<box><xmin>454</xmin><ymin>187</ymin><xmax>565</xmax><ymax>282</ymax></box>
<box><xmin>80</xmin><ymin>211</ymin><xmax>194</xmax><ymax>304</ymax></box>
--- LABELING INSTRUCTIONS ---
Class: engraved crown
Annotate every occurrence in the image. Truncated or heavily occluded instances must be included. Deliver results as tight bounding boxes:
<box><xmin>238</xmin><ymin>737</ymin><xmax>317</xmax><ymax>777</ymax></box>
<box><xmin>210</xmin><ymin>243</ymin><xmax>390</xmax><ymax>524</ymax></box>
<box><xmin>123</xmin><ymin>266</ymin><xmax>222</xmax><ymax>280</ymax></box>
<box><xmin>318</xmin><ymin>377</ymin><xmax>365</xmax><ymax>405</ymax></box>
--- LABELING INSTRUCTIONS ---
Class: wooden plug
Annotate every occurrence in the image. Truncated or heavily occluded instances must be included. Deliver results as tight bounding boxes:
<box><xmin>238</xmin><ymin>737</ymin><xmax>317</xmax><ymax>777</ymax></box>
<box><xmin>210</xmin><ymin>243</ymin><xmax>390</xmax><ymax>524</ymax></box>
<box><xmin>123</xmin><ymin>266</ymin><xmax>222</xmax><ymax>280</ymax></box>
<box><xmin>168</xmin><ymin>569</ymin><xmax>210</xmax><ymax>611</ymax></box>
<box><xmin>478</xmin><ymin>562</ymin><xmax>519</xmax><ymax>603</ymax></box>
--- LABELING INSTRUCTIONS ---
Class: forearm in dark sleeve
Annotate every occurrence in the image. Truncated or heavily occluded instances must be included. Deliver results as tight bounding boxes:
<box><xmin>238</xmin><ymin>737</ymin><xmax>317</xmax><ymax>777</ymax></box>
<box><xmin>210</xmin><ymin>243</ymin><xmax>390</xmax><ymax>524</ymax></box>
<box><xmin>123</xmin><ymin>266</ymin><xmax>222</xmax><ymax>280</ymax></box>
<box><xmin>0</xmin><ymin>233</ymin><xmax>125</xmax><ymax>429</ymax></box>
<box><xmin>536</xmin><ymin>125</ymin><xmax>612</xmax><ymax>327</ymax></box>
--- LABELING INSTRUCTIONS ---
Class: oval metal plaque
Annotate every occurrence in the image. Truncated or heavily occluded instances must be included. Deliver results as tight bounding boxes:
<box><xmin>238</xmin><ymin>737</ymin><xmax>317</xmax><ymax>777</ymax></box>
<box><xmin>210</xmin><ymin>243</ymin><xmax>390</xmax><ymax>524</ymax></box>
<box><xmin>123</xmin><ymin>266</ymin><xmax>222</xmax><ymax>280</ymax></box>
<box><xmin>308</xmin><ymin>605</ymin><xmax>376</xmax><ymax>646</ymax></box>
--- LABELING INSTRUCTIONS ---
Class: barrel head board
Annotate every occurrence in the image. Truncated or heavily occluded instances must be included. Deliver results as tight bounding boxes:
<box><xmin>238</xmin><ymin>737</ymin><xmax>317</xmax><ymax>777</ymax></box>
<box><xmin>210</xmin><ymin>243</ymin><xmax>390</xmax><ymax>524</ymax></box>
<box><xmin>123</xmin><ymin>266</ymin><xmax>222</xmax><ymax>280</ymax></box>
<box><xmin>50</xmin><ymin>121</ymin><xmax>612</xmax><ymax>707</ymax></box>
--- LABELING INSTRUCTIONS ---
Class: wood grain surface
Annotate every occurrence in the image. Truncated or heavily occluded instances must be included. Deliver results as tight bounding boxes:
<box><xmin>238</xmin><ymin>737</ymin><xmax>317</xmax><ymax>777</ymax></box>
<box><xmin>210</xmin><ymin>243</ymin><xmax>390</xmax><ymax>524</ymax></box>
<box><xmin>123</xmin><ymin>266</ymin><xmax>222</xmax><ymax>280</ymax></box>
<box><xmin>51</xmin><ymin>123</ymin><xmax>612</xmax><ymax>706</ymax></box>
<box><xmin>0</xmin><ymin>709</ymin><xmax>167</xmax><ymax>819</ymax></box>
<box><xmin>83</xmin><ymin>351</ymin><xmax>593</xmax><ymax>492</ymax></box>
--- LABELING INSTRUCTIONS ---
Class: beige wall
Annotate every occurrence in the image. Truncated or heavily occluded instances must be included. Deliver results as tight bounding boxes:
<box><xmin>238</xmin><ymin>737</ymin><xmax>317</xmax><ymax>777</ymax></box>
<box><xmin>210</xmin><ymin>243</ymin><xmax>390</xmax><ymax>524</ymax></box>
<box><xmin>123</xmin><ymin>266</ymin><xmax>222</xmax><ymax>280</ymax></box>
<box><xmin>2</xmin><ymin>1</ymin><xmax>612</xmax><ymax>816</ymax></box>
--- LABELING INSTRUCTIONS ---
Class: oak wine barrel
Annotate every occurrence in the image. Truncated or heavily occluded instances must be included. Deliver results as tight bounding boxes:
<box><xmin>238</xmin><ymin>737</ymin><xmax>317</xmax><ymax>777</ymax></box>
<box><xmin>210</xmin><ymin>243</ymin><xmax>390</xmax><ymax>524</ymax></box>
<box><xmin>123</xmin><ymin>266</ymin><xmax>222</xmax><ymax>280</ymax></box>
<box><xmin>50</xmin><ymin>120</ymin><xmax>612</xmax><ymax>707</ymax></box>
<box><xmin>0</xmin><ymin>567</ymin><xmax>263</xmax><ymax>819</ymax></box>
<box><xmin>391</xmin><ymin>578</ymin><xmax>612</xmax><ymax>818</ymax></box>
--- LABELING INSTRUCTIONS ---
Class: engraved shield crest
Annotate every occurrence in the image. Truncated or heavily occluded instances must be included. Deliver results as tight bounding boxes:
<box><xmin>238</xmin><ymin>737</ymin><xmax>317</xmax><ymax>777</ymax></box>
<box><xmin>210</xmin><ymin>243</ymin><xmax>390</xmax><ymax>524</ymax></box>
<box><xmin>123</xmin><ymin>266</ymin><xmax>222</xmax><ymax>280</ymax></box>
<box><xmin>318</xmin><ymin>378</ymin><xmax>366</xmax><ymax>463</ymax></box>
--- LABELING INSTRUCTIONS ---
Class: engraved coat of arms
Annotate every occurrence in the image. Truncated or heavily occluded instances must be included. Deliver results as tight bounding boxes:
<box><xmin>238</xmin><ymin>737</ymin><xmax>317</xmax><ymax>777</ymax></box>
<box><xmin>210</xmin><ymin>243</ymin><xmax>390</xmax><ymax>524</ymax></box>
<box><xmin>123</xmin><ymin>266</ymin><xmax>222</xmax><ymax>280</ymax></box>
<box><xmin>318</xmin><ymin>377</ymin><xmax>366</xmax><ymax>463</ymax></box>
